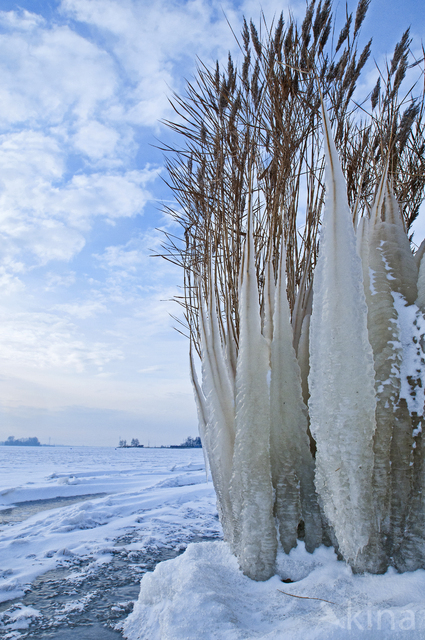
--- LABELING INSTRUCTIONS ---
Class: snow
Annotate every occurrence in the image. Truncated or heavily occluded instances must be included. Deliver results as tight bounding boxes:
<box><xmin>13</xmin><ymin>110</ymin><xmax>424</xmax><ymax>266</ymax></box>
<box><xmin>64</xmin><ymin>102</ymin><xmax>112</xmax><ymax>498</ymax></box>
<box><xmin>0</xmin><ymin>604</ymin><xmax>41</xmax><ymax>631</ymax></box>
<box><xmin>123</xmin><ymin>539</ymin><xmax>425</xmax><ymax>640</ymax></box>
<box><xmin>0</xmin><ymin>446</ymin><xmax>218</xmax><ymax>604</ymax></box>
<box><xmin>392</xmin><ymin>292</ymin><xmax>425</xmax><ymax>417</ymax></box>
<box><xmin>2</xmin><ymin>445</ymin><xmax>425</xmax><ymax>639</ymax></box>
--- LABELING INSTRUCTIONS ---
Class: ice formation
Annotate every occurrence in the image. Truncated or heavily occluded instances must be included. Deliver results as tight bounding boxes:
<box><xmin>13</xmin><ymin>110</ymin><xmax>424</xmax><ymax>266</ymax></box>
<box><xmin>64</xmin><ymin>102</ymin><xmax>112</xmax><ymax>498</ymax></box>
<box><xmin>197</xmin><ymin>287</ymin><xmax>235</xmax><ymax>544</ymax></box>
<box><xmin>229</xmin><ymin>205</ymin><xmax>277</xmax><ymax>581</ymax></box>
<box><xmin>270</xmin><ymin>247</ymin><xmax>322</xmax><ymax>554</ymax></box>
<box><xmin>308</xmin><ymin>104</ymin><xmax>378</xmax><ymax>570</ymax></box>
<box><xmin>355</xmin><ymin>171</ymin><xmax>425</xmax><ymax>571</ymax></box>
<box><xmin>191</xmin><ymin>104</ymin><xmax>425</xmax><ymax>579</ymax></box>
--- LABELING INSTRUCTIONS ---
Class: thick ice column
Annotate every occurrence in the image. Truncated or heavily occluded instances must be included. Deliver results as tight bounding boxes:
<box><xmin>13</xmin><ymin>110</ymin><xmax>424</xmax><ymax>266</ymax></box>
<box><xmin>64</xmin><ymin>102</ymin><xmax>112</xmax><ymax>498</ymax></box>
<box><xmin>366</xmin><ymin>204</ymin><xmax>402</xmax><ymax>540</ymax></box>
<box><xmin>396</xmin><ymin>432</ymin><xmax>425</xmax><ymax>571</ymax></box>
<box><xmin>230</xmin><ymin>204</ymin><xmax>277</xmax><ymax>581</ymax></box>
<box><xmin>198</xmin><ymin>288</ymin><xmax>235</xmax><ymax>545</ymax></box>
<box><xmin>308</xmin><ymin>104</ymin><xmax>378</xmax><ymax>569</ymax></box>
<box><xmin>270</xmin><ymin>247</ymin><xmax>322</xmax><ymax>554</ymax></box>
<box><xmin>367</xmin><ymin>184</ymin><xmax>418</xmax><ymax>557</ymax></box>
<box><xmin>394</xmin><ymin>269</ymin><xmax>425</xmax><ymax>571</ymax></box>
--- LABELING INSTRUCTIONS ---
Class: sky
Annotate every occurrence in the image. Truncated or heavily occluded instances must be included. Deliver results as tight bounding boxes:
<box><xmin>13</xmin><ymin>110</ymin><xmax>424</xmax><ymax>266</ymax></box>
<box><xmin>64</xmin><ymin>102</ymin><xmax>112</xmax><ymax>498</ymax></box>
<box><xmin>0</xmin><ymin>0</ymin><xmax>423</xmax><ymax>447</ymax></box>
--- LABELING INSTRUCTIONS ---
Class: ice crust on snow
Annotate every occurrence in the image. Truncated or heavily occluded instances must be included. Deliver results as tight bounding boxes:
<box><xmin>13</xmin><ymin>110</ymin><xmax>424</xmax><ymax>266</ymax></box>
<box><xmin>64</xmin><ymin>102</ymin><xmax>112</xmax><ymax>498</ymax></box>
<box><xmin>0</xmin><ymin>604</ymin><xmax>41</xmax><ymax>632</ymax></box>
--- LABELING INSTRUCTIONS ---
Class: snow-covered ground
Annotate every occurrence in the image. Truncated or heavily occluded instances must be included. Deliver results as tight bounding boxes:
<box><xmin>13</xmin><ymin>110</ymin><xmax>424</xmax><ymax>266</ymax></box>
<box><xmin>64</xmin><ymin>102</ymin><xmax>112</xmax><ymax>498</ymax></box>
<box><xmin>124</xmin><ymin>541</ymin><xmax>425</xmax><ymax>640</ymax></box>
<box><xmin>0</xmin><ymin>445</ymin><xmax>219</xmax><ymax>637</ymax></box>
<box><xmin>2</xmin><ymin>445</ymin><xmax>425</xmax><ymax>640</ymax></box>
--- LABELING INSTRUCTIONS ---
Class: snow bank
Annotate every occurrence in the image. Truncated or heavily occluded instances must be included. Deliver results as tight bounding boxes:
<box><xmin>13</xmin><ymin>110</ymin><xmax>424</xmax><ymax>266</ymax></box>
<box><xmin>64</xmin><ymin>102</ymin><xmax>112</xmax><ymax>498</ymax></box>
<box><xmin>124</xmin><ymin>541</ymin><xmax>425</xmax><ymax>640</ymax></box>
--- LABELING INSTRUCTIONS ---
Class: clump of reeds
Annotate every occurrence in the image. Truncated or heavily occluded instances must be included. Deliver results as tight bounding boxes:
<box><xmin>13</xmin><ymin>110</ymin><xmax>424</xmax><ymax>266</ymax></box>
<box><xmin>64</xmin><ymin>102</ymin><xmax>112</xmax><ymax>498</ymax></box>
<box><xmin>158</xmin><ymin>0</ymin><xmax>425</xmax><ymax>579</ymax></box>
<box><xmin>160</xmin><ymin>0</ymin><xmax>425</xmax><ymax>353</ymax></box>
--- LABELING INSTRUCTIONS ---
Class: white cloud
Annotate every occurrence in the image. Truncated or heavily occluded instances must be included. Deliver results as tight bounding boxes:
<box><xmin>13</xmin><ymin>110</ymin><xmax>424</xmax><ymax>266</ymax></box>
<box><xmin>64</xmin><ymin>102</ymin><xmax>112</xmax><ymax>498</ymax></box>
<box><xmin>55</xmin><ymin>169</ymin><xmax>159</xmax><ymax>224</ymax></box>
<box><xmin>73</xmin><ymin>121</ymin><xmax>119</xmax><ymax>160</ymax></box>
<box><xmin>56</xmin><ymin>300</ymin><xmax>108</xmax><ymax>319</ymax></box>
<box><xmin>0</xmin><ymin>13</ymin><xmax>117</xmax><ymax>127</ymax></box>
<box><xmin>0</xmin><ymin>310</ymin><xmax>123</xmax><ymax>373</ymax></box>
<box><xmin>59</xmin><ymin>0</ymin><xmax>248</xmax><ymax>126</ymax></box>
<box><xmin>45</xmin><ymin>271</ymin><xmax>76</xmax><ymax>290</ymax></box>
<box><xmin>0</xmin><ymin>8</ymin><xmax>45</xmax><ymax>32</ymax></box>
<box><xmin>0</xmin><ymin>126</ymin><xmax>159</xmax><ymax>267</ymax></box>
<box><xmin>0</xmin><ymin>268</ymin><xmax>25</xmax><ymax>295</ymax></box>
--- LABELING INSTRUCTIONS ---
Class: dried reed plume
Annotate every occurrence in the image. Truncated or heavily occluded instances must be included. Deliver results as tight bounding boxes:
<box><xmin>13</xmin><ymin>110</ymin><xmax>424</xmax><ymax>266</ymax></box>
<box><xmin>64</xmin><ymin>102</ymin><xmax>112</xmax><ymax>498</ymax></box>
<box><xmin>158</xmin><ymin>0</ymin><xmax>425</xmax><ymax>361</ymax></box>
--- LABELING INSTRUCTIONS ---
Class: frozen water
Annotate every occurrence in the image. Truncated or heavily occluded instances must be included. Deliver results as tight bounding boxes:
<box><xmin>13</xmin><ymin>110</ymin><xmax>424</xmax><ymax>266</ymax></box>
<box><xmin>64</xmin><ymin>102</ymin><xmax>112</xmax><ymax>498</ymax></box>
<box><xmin>309</xmin><ymin>106</ymin><xmax>378</xmax><ymax>568</ymax></box>
<box><xmin>0</xmin><ymin>446</ymin><xmax>220</xmax><ymax>638</ymax></box>
<box><xmin>270</xmin><ymin>248</ymin><xmax>322</xmax><ymax>554</ymax></box>
<box><xmin>0</xmin><ymin>534</ymin><xmax>216</xmax><ymax>639</ymax></box>
<box><xmin>198</xmin><ymin>288</ymin><xmax>235</xmax><ymax>544</ymax></box>
<box><xmin>230</xmin><ymin>214</ymin><xmax>277</xmax><ymax>581</ymax></box>
<box><xmin>0</xmin><ymin>494</ymin><xmax>107</xmax><ymax>525</ymax></box>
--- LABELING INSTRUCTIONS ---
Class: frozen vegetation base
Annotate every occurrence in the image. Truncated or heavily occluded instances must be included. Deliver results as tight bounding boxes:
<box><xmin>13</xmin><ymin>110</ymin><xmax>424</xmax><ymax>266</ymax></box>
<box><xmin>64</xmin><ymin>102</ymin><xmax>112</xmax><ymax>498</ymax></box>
<box><xmin>191</xmin><ymin>102</ymin><xmax>425</xmax><ymax>577</ymax></box>
<box><xmin>123</xmin><ymin>540</ymin><xmax>425</xmax><ymax>640</ymax></box>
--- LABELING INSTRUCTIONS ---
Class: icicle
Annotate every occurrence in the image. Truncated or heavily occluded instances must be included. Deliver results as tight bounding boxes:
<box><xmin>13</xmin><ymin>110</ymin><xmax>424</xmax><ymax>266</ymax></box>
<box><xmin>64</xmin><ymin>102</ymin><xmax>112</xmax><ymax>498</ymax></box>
<box><xmin>189</xmin><ymin>344</ymin><xmax>210</xmax><ymax>482</ymax></box>
<box><xmin>308</xmin><ymin>104</ymin><xmax>379</xmax><ymax>570</ymax></box>
<box><xmin>297</xmin><ymin>314</ymin><xmax>311</xmax><ymax>409</ymax></box>
<box><xmin>270</xmin><ymin>245</ymin><xmax>322</xmax><ymax>554</ymax></box>
<box><xmin>365</xmin><ymin>190</ymin><xmax>400</xmax><ymax>543</ymax></box>
<box><xmin>414</xmin><ymin>238</ymin><xmax>425</xmax><ymax>269</ymax></box>
<box><xmin>263</xmin><ymin>259</ymin><xmax>275</xmax><ymax>344</ymax></box>
<box><xmin>292</xmin><ymin>251</ymin><xmax>313</xmax><ymax>353</ymax></box>
<box><xmin>204</xmin><ymin>284</ymin><xmax>235</xmax><ymax>441</ymax></box>
<box><xmin>356</xmin><ymin>215</ymin><xmax>370</xmax><ymax>292</ymax></box>
<box><xmin>199</xmin><ymin>286</ymin><xmax>235</xmax><ymax>544</ymax></box>
<box><xmin>225</xmin><ymin>297</ymin><xmax>238</xmax><ymax>391</ymax></box>
<box><xmin>416</xmin><ymin>248</ymin><xmax>425</xmax><ymax>312</ymax></box>
<box><xmin>230</xmin><ymin>199</ymin><xmax>277</xmax><ymax>581</ymax></box>
<box><xmin>375</xmin><ymin>185</ymin><xmax>418</xmax><ymax>305</ymax></box>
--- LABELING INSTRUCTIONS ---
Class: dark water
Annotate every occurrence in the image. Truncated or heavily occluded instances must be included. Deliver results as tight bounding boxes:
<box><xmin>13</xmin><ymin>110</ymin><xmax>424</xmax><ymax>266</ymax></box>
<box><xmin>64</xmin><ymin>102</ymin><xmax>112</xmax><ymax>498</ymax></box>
<box><xmin>0</xmin><ymin>534</ymin><xmax>219</xmax><ymax>639</ymax></box>
<box><xmin>0</xmin><ymin>494</ymin><xmax>107</xmax><ymax>526</ymax></box>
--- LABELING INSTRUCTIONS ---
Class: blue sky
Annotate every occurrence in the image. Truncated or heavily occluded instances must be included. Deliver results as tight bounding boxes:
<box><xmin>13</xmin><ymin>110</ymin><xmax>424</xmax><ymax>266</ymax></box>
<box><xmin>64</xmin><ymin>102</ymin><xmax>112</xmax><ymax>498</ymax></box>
<box><xmin>0</xmin><ymin>0</ymin><xmax>423</xmax><ymax>447</ymax></box>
